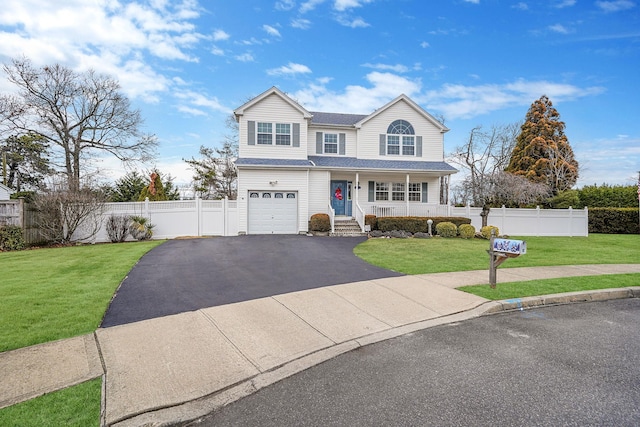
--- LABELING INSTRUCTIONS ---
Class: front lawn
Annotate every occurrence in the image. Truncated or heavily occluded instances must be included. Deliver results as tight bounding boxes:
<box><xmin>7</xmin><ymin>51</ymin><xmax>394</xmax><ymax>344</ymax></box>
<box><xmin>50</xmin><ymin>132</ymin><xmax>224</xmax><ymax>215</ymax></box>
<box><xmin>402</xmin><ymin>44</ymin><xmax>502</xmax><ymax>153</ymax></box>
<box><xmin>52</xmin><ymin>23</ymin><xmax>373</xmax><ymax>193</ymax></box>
<box><xmin>354</xmin><ymin>234</ymin><xmax>640</xmax><ymax>275</ymax></box>
<box><xmin>0</xmin><ymin>241</ymin><xmax>164</xmax><ymax>353</ymax></box>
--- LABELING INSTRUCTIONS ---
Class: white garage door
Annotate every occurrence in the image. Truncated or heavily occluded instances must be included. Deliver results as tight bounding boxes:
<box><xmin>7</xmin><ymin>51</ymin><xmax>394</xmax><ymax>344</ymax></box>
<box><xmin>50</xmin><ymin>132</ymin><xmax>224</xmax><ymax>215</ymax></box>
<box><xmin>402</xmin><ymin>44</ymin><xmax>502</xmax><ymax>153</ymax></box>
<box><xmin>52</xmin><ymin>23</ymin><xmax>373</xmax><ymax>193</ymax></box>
<box><xmin>248</xmin><ymin>191</ymin><xmax>298</xmax><ymax>234</ymax></box>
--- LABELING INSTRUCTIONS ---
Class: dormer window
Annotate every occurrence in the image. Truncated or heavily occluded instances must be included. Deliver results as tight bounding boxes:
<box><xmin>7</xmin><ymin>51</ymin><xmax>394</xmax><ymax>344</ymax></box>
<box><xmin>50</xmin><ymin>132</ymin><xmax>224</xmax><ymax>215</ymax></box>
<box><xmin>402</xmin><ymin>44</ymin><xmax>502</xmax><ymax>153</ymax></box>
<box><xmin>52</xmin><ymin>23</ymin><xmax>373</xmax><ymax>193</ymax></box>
<box><xmin>386</xmin><ymin>120</ymin><xmax>415</xmax><ymax>156</ymax></box>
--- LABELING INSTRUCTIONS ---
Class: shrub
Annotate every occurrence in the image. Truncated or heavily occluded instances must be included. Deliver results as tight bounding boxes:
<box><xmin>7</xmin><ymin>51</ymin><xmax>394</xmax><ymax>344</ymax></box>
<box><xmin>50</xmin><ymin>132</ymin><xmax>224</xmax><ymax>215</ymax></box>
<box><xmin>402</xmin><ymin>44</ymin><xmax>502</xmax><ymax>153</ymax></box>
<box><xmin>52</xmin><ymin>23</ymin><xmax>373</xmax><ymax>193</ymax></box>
<box><xmin>106</xmin><ymin>215</ymin><xmax>130</xmax><ymax>243</ymax></box>
<box><xmin>458</xmin><ymin>223</ymin><xmax>476</xmax><ymax>239</ymax></box>
<box><xmin>0</xmin><ymin>225</ymin><xmax>26</xmax><ymax>251</ymax></box>
<box><xmin>309</xmin><ymin>213</ymin><xmax>331</xmax><ymax>232</ymax></box>
<box><xmin>435</xmin><ymin>221</ymin><xmax>457</xmax><ymax>238</ymax></box>
<box><xmin>588</xmin><ymin>207</ymin><xmax>640</xmax><ymax>234</ymax></box>
<box><xmin>480</xmin><ymin>225</ymin><xmax>500</xmax><ymax>239</ymax></box>
<box><xmin>365</xmin><ymin>215</ymin><xmax>377</xmax><ymax>230</ymax></box>
<box><xmin>129</xmin><ymin>215</ymin><xmax>154</xmax><ymax>240</ymax></box>
<box><xmin>376</xmin><ymin>216</ymin><xmax>471</xmax><ymax>233</ymax></box>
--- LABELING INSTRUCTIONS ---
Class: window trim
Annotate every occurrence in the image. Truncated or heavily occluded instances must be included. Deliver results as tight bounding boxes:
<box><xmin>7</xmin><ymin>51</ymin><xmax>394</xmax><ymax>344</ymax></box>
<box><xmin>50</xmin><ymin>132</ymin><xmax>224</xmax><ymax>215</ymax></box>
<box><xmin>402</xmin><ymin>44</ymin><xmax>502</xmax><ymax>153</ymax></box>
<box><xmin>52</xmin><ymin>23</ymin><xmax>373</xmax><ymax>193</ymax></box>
<box><xmin>372</xmin><ymin>181</ymin><xmax>424</xmax><ymax>202</ymax></box>
<box><xmin>323</xmin><ymin>133</ymin><xmax>338</xmax><ymax>154</ymax></box>
<box><xmin>256</xmin><ymin>122</ymin><xmax>292</xmax><ymax>146</ymax></box>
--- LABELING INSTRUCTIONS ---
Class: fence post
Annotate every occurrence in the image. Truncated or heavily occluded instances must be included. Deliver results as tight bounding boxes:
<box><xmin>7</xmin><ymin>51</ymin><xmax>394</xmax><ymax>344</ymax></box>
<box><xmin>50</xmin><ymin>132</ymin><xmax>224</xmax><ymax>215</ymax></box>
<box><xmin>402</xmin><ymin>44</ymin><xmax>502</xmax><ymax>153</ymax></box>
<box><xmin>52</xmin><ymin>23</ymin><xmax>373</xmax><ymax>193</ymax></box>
<box><xmin>568</xmin><ymin>206</ymin><xmax>573</xmax><ymax>237</ymax></box>
<box><xmin>145</xmin><ymin>197</ymin><xmax>150</xmax><ymax>218</ymax></box>
<box><xmin>196</xmin><ymin>196</ymin><xmax>202</xmax><ymax>237</ymax></box>
<box><xmin>224</xmin><ymin>196</ymin><xmax>229</xmax><ymax>237</ymax></box>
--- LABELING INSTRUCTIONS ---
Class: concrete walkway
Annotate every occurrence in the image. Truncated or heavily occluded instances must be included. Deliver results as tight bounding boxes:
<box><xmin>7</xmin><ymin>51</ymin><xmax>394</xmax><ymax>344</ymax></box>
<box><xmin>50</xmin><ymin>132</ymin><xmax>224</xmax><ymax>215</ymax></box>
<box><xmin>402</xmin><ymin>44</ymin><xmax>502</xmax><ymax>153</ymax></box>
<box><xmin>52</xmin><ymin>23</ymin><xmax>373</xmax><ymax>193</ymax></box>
<box><xmin>2</xmin><ymin>264</ymin><xmax>640</xmax><ymax>426</ymax></box>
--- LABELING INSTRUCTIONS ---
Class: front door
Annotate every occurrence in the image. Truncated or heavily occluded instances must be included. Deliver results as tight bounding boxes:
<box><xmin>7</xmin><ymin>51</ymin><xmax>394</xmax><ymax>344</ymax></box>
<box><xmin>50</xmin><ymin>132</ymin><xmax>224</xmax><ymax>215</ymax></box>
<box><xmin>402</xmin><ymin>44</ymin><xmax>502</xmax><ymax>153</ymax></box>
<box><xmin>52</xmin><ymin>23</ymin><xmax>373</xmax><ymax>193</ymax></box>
<box><xmin>331</xmin><ymin>180</ymin><xmax>347</xmax><ymax>216</ymax></box>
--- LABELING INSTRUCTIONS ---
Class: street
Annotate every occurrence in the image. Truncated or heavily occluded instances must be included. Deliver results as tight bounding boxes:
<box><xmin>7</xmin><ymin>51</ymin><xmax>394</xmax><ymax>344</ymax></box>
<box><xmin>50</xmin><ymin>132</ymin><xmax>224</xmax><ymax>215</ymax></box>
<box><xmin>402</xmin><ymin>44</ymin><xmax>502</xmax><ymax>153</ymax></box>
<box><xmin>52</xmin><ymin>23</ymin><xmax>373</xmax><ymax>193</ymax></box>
<box><xmin>190</xmin><ymin>299</ymin><xmax>640</xmax><ymax>426</ymax></box>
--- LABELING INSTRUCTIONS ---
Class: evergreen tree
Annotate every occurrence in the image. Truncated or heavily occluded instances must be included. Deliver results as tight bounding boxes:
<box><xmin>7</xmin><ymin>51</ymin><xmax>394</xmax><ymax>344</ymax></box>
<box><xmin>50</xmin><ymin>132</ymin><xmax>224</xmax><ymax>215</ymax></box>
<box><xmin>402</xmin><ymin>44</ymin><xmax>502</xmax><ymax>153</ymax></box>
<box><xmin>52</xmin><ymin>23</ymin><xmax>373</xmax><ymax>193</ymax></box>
<box><xmin>506</xmin><ymin>95</ymin><xmax>579</xmax><ymax>194</ymax></box>
<box><xmin>1</xmin><ymin>133</ymin><xmax>52</xmax><ymax>191</ymax></box>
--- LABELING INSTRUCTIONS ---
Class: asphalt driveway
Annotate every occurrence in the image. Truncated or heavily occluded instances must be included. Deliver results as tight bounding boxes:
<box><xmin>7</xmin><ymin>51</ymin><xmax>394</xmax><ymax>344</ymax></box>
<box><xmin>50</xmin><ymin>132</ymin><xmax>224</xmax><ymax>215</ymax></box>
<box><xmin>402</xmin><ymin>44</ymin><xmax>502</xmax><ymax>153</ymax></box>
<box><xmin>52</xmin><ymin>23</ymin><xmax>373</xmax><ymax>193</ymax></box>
<box><xmin>101</xmin><ymin>235</ymin><xmax>403</xmax><ymax>327</ymax></box>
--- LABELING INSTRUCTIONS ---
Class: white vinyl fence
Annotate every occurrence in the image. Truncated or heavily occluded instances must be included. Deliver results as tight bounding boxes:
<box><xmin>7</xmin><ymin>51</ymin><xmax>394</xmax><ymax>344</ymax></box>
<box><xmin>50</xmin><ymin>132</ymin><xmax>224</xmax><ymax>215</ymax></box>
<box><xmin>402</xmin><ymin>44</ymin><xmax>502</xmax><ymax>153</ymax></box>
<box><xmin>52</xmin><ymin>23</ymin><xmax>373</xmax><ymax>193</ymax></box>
<box><xmin>77</xmin><ymin>198</ymin><xmax>238</xmax><ymax>243</ymax></box>
<box><xmin>450</xmin><ymin>205</ymin><xmax>588</xmax><ymax>237</ymax></box>
<box><xmin>62</xmin><ymin>200</ymin><xmax>587</xmax><ymax>243</ymax></box>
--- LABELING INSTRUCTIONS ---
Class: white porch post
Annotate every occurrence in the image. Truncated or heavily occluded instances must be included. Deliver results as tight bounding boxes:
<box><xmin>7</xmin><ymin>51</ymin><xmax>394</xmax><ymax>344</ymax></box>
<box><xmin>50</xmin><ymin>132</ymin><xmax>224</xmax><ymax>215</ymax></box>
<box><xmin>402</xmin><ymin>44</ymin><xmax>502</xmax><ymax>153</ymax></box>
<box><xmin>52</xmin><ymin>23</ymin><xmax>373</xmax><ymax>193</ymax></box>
<box><xmin>406</xmin><ymin>173</ymin><xmax>410</xmax><ymax>215</ymax></box>
<box><xmin>355</xmin><ymin>172</ymin><xmax>359</xmax><ymax>205</ymax></box>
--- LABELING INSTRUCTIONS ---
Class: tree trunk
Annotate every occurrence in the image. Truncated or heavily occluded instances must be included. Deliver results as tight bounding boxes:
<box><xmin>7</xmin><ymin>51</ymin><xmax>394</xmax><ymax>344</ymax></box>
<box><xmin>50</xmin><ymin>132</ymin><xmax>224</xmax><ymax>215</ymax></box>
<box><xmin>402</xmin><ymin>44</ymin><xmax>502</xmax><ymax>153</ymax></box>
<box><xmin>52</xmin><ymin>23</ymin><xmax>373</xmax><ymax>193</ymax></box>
<box><xmin>480</xmin><ymin>205</ymin><xmax>490</xmax><ymax>228</ymax></box>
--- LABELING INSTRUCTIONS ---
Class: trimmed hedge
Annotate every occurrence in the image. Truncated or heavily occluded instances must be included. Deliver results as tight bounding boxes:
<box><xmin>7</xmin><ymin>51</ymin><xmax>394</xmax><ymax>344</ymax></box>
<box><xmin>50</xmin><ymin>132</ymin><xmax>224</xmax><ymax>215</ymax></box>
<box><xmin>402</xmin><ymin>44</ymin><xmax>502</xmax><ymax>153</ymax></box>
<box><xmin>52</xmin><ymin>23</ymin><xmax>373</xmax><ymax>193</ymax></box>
<box><xmin>588</xmin><ymin>207</ymin><xmax>640</xmax><ymax>234</ymax></box>
<box><xmin>0</xmin><ymin>225</ymin><xmax>26</xmax><ymax>251</ymax></box>
<box><xmin>458</xmin><ymin>223</ymin><xmax>476</xmax><ymax>239</ymax></box>
<box><xmin>376</xmin><ymin>216</ymin><xmax>471</xmax><ymax>234</ymax></box>
<box><xmin>435</xmin><ymin>221</ymin><xmax>457</xmax><ymax>238</ymax></box>
<box><xmin>365</xmin><ymin>215</ymin><xmax>377</xmax><ymax>230</ymax></box>
<box><xmin>309</xmin><ymin>213</ymin><xmax>331</xmax><ymax>232</ymax></box>
<box><xmin>480</xmin><ymin>225</ymin><xmax>500</xmax><ymax>239</ymax></box>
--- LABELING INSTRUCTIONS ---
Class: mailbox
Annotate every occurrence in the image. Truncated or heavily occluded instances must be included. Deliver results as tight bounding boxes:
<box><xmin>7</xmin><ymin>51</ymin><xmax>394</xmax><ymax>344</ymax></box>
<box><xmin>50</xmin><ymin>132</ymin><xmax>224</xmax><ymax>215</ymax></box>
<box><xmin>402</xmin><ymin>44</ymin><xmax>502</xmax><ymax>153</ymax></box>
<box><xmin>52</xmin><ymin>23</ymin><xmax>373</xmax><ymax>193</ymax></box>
<box><xmin>492</xmin><ymin>238</ymin><xmax>526</xmax><ymax>256</ymax></box>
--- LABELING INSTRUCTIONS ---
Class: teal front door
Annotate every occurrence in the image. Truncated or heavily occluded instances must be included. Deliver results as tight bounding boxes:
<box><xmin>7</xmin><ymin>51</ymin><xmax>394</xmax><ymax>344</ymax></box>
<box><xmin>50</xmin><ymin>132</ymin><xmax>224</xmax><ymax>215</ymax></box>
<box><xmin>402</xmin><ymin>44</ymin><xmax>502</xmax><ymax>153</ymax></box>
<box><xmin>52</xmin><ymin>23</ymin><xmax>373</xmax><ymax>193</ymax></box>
<box><xmin>331</xmin><ymin>180</ymin><xmax>347</xmax><ymax>215</ymax></box>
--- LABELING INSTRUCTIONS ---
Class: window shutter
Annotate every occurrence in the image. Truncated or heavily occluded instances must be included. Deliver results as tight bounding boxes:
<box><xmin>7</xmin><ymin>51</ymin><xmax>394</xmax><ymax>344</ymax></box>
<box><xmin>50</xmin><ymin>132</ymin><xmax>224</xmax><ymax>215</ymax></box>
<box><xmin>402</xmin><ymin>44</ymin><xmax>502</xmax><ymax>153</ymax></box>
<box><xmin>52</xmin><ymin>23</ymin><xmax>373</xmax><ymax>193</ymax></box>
<box><xmin>416</xmin><ymin>136</ymin><xmax>422</xmax><ymax>157</ymax></box>
<box><xmin>292</xmin><ymin>123</ymin><xmax>300</xmax><ymax>147</ymax></box>
<box><xmin>368</xmin><ymin>181</ymin><xmax>375</xmax><ymax>202</ymax></box>
<box><xmin>339</xmin><ymin>133</ymin><xmax>346</xmax><ymax>155</ymax></box>
<box><xmin>379</xmin><ymin>134</ymin><xmax>386</xmax><ymax>156</ymax></box>
<box><xmin>316</xmin><ymin>132</ymin><xmax>323</xmax><ymax>154</ymax></box>
<box><xmin>248</xmin><ymin>121</ymin><xmax>255</xmax><ymax>145</ymax></box>
<box><xmin>421</xmin><ymin>182</ymin><xmax>428</xmax><ymax>203</ymax></box>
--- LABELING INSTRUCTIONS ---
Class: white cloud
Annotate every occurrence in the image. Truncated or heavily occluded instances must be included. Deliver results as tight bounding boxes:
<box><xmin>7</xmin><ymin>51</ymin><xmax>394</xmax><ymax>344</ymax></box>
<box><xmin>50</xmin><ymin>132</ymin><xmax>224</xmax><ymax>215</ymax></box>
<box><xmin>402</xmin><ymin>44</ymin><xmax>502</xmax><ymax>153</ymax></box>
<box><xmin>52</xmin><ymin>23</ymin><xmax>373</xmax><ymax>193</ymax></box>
<box><xmin>211</xmin><ymin>46</ymin><xmax>225</xmax><ymax>56</ymax></box>
<box><xmin>291</xmin><ymin>18</ymin><xmax>312</xmax><ymax>29</ymax></box>
<box><xmin>420</xmin><ymin>41</ymin><xmax>430</xmax><ymax>48</ymax></box>
<box><xmin>0</xmin><ymin>0</ymin><xmax>202</xmax><ymax>101</ymax></box>
<box><xmin>174</xmin><ymin>89</ymin><xmax>231</xmax><ymax>116</ymax></box>
<box><xmin>424</xmin><ymin>79</ymin><xmax>605</xmax><ymax>120</ymax></box>
<box><xmin>362</xmin><ymin>63</ymin><xmax>410</xmax><ymax>73</ymax></box>
<box><xmin>263</xmin><ymin>24</ymin><xmax>282</xmax><ymax>37</ymax></box>
<box><xmin>596</xmin><ymin>0</ymin><xmax>636</xmax><ymax>12</ymax></box>
<box><xmin>275</xmin><ymin>0</ymin><xmax>296</xmax><ymax>11</ymax></box>
<box><xmin>549</xmin><ymin>24</ymin><xmax>572</xmax><ymax>34</ymax></box>
<box><xmin>292</xmin><ymin>72</ymin><xmax>422</xmax><ymax>113</ymax></box>
<box><xmin>334</xmin><ymin>0</ymin><xmax>373</xmax><ymax>11</ymax></box>
<box><xmin>554</xmin><ymin>0</ymin><xmax>576</xmax><ymax>7</ymax></box>
<box><xmin>235</xmin><ymin>52</ymin><xmax>255</xmax><ymax>62</ymax></box>
<box><xmin>336</xmin><ymin>16</ymin><xmax>370</xmax><ymax>28</ymax></box>
<box><xmin>267</xmin><ymin>62</ymin><xmax>312</xmax><ymax>76</ymax></box>
<box><xmin>463</xmin><ymin>0</ymin><xmax>480</xmax><ymax>3</ymax></box>
<box><xmin>300</xmin><ymin>0</ymin><xmax>326</xmax><ymax>13</ymax></box>
<box><xmin>213</xmin><ymin>29</ymin><xmax>230</xmax><ymax>41</ymax></box>
<box><xmin>512</xmin><ymin>2</ymin><xmax>528</xmax><ymax>10</ymax></box>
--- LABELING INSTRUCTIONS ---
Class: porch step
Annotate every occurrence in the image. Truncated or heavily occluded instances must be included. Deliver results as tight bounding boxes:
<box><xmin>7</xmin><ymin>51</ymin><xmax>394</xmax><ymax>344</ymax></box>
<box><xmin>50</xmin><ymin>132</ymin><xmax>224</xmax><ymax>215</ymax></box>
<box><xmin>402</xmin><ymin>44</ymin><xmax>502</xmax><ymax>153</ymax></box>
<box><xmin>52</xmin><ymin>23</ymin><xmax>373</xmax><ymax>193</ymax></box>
<box><xmin>330</xmin><ymin>219</ymin><xmax>367</xmax><ymax>237</ymax></box>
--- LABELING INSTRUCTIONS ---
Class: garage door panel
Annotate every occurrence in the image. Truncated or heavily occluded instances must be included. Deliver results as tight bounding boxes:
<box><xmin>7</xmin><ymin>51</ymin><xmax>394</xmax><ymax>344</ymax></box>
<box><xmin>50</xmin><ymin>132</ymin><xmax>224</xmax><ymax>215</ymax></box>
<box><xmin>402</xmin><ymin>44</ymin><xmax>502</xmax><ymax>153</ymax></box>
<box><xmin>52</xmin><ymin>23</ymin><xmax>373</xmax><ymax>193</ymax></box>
<box><xmin>248</xmin><ymin>191</ymin><xmax>297</xmax><ymax>234</ymax></box>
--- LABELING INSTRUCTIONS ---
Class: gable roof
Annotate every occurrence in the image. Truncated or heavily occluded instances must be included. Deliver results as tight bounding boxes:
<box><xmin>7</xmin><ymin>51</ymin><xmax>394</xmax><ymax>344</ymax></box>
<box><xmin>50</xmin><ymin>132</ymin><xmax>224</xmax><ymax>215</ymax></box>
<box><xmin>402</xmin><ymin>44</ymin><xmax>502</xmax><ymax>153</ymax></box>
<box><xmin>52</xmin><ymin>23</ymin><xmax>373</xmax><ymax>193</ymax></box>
<box><xmin>356</xmin><ymin>94</ymin><xmax>449</xmax><ymax>133</ymax></box>
<box><xmin>233</xmin><ymin>86</ymin><xmax>312</xmax><ymax>120</ymax></box>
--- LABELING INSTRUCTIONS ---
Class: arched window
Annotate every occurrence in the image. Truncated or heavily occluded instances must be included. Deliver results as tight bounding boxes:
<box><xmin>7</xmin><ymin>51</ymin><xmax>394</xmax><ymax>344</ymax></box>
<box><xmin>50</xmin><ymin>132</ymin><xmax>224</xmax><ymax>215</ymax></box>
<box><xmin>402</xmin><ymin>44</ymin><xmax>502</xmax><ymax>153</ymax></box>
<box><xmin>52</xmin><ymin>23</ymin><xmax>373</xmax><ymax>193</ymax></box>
<box><xmin>386</xmin><ymin>120</ymin><xmax>416</xmax><ymax>156</ymax></box>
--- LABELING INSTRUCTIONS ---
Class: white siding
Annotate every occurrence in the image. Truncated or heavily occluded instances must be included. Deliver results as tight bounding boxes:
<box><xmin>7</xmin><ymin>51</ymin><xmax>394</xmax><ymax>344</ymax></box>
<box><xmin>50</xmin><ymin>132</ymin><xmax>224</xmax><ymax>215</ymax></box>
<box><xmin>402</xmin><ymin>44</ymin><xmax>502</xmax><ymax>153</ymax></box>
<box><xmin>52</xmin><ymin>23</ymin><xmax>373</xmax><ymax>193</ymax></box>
<box><xmin>0</xmin><ymin>185</ymin><xmax>11</xmax><ymax>201</ymax></box>
<box><xmin>238</xmin><ymin>93</ymin><xmax>308</xmax><ymax>160</ymax></box>
<box><xmin>237</xmin><ymin>168</ymin><xmax>309</xmax><ymax>234</ymax></box>
<box><xmin>357</xmin><ymin>100</ymin><xmax>444</xmax><ymax>161</ymax></box>
<box><xmin>308</xmin><ymin>170</ymin><xmax>330</xmax><ymax>216</ymax></box>
<box><xmin>306</xmin><ymin>128</ymin><xmax>358</xmax><ymax>157</ymax></box>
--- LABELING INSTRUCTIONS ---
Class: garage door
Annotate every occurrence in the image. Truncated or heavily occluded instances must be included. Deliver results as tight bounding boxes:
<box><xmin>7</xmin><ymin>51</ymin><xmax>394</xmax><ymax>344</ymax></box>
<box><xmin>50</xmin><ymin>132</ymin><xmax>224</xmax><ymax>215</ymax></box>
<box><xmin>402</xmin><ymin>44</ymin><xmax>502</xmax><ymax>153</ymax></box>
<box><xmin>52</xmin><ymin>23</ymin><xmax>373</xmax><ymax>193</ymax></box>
<box><xmin>248</xmin><ymin>191</ymin><xmax>298</xmax><ymax>234</ymax></box>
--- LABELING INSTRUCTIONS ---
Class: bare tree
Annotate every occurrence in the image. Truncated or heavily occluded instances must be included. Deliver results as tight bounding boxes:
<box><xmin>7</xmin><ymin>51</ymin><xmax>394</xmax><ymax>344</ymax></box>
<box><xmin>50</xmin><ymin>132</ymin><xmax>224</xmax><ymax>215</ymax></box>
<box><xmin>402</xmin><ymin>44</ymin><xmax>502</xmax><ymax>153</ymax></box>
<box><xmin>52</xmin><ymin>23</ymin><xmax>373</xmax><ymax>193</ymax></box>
<box><xmin>33</xmin><ymin>186</ymin><xmax>106</xmax><ymax>244</ymax></box>
<box><xmin>450</xmin><ymin>123</ymin><xmax>524</xmax><ymax>226</ymax></box>
<box><xmin>0</xmin><ymin>58</ymin><xmax>157</xmax><ymax>192</ymax></box>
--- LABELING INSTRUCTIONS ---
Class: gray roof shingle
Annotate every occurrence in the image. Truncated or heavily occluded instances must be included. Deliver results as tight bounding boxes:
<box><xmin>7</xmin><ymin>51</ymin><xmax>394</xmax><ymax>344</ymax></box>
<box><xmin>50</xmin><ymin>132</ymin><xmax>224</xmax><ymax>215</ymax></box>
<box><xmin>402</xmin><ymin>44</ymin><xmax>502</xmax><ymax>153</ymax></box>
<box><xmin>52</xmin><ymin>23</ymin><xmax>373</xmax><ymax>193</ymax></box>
<box><xmin>235</xmin><ymin>156</ymin><xmax>457</xmax><ymax>173</ymax></box>
<box><xmin>310</xmin><ymin>112</ymin><xmax>368</xmax><ymax>126</ymax></box>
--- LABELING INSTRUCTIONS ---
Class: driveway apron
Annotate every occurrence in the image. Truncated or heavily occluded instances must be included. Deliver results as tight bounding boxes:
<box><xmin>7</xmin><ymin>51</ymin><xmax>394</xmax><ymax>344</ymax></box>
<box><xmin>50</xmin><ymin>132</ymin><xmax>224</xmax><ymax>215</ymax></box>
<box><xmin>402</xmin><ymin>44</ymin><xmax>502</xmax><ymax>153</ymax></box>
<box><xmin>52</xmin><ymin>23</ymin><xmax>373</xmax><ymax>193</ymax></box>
<box><xmin>101</xmin><ymin>235</ymin><xmax>403</xmax><ymax>327</ymax></box>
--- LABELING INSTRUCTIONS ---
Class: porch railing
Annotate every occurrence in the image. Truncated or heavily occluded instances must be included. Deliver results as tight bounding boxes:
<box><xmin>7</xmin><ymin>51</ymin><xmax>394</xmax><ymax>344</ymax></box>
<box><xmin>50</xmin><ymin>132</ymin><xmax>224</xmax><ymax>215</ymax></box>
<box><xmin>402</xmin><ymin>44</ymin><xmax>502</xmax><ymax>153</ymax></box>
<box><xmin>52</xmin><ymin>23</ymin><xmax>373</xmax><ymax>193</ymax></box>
<box><xmin>327</xmin><ymin>204</ymin><xmax>335</xmax><ymax>233</ymax></box>
<box><xmin>366</xmin><ymin>203</ymin><xmax>452</xmax><ymax>218</ymax></box>
<box><xmin>354</xmin><ymin>202</ymin><xmax>365</xmax><ymax>232</ymax></box>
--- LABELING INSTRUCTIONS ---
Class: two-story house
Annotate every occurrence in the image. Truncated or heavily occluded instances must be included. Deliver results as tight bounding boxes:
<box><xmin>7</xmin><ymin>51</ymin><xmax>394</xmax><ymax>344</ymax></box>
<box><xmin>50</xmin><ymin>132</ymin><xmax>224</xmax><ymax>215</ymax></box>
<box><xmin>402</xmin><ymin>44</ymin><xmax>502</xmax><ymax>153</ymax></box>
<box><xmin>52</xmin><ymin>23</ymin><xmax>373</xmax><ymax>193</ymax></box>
<box><xmin>233</xmin><ymin>86</ymin><xmax>457</xmax><ymax>235</ymax></box>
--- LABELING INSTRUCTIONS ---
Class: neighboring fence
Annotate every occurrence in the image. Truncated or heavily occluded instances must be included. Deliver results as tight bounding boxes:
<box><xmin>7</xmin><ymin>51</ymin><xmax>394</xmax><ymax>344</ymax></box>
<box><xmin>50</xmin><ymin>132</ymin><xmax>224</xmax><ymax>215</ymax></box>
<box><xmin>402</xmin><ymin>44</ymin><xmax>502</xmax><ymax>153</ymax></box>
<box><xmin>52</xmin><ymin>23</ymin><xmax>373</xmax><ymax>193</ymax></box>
<box><xmin>0</xmin><ymin>200</ymin><xmax>23</xmax><ymax>226</ymax></box>
<box><xmin>450</xmin><ymin>205</ymin><xmax>589</xmax><ymax>237</ymax></box>
<box><xmin>367</xmin><ymin>203</ymin><xmax>589</xmax><ymax>237</ymax></box>
<box><xmin>82</xmin><ymin>198</ymin><xmax>239</xmax><ymax>243</ymax></box>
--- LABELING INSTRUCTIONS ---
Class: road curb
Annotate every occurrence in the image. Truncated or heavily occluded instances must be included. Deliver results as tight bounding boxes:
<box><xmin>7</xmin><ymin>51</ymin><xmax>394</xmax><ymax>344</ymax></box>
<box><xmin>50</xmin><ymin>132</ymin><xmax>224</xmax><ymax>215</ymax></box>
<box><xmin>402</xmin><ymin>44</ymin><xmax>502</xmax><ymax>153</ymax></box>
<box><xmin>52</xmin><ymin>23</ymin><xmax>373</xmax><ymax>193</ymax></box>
<box><xmin>111</xmin><ymin>287</ymin><xmax>640</xmax><ymax>426</ymax></box>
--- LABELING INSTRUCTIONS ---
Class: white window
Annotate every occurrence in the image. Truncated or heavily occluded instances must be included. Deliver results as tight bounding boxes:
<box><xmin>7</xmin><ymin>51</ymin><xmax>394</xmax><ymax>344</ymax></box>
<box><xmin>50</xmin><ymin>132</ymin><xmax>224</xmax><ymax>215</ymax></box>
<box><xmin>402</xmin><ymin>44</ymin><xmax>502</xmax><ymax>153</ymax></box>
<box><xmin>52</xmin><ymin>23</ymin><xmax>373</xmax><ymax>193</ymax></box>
<box><xmin>257</xmin><ymin>122</ymin><xmax>272</xmax><ymax>145</ymax></box>
<box><xmin>392</xmin><ymin>183</ymin><xmax>405</xmax><ymax>201</ymax></box>
<box><xmin>386</xmin><ymin>119</ymin><xmax>415</xmax><ymax>156</ymax></box>
<box><xmin>276</xmin><ymin>123</ymin><xmax>291</xmax><ymax>146</ymax></box>
<box><xmin>408</xmin><ymin>183</ymin><xmax>421</xmax><ymax>201</ymax></box>
<box><xmin>375</xmin><ymin>182</ymin><xmax>389</xmax><ymax>201</ymax></box>
<box><xmin>324</xmin><ymin>133</ymin><xmax>338</xmax><ymax>153</ymax></box>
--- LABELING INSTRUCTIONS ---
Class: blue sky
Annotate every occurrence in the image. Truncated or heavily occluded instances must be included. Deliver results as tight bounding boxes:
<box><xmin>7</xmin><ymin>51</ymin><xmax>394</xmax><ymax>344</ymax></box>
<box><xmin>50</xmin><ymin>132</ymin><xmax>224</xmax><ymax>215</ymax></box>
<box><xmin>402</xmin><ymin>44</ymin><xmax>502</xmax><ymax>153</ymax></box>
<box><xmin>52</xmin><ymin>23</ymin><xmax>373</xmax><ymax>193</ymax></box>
<box><xmin>1</xmin><ymin>0</ymin><xmax>638</xmax><ymax>189</ymax></box>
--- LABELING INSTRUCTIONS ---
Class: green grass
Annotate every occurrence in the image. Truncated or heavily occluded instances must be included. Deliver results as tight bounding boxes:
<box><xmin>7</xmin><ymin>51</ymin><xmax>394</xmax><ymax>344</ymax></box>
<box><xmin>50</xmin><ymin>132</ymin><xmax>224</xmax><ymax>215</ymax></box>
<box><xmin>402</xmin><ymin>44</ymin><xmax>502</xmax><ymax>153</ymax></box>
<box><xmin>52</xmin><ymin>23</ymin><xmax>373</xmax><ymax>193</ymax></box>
<box><xmin>0</xmin><ymin>240</ymin><xmax>164</xmax><ymax>352</ymax></box>
<box><xmin>460</xmin><ymin>274</ymin><xmax>640</xmax><ymax>300</ymax></box>
<box><xmin>0</xmin><ymin>379</ymin><xmax>101</xmax><ymax>427</ymax></box>
<box><xmin>354</xmin><ymin>234</ymin><xmax>640</xmax><ymax>274</ymax></box>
